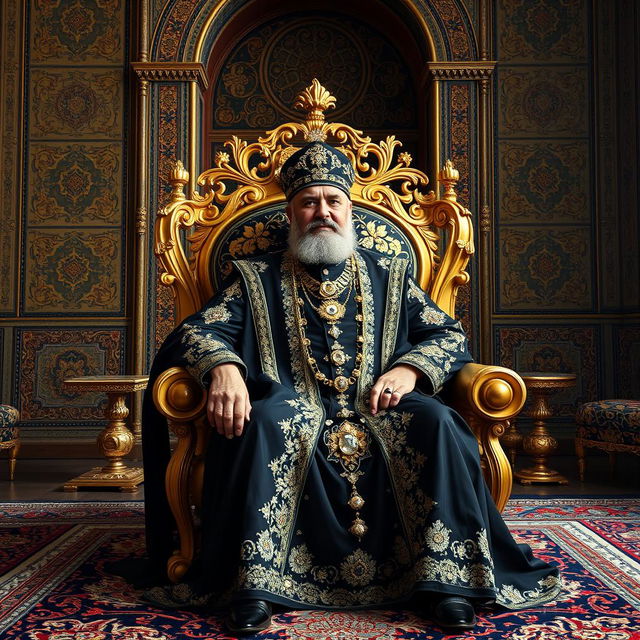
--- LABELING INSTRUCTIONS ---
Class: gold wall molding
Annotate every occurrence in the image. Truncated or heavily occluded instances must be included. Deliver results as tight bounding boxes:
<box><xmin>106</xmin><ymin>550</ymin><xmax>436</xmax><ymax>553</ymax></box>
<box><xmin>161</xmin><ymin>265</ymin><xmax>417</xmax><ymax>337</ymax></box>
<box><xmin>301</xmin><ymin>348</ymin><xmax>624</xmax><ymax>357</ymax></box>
<box><xmin>426</xmin><ymin>62</ymin><xmax>496</xmax><ymax>81</ymax></box>
<box><xmin>132</xmin><ymin>62</ymin><xmax>209</xmax><ymax>91</ymax></box>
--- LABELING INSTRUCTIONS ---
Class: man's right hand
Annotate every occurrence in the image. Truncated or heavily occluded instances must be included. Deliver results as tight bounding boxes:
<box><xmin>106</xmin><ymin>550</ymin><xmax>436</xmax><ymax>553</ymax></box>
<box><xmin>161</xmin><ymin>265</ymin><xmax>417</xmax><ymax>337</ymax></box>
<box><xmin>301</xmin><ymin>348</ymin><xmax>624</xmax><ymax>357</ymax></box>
<box><xmin>207</xmin><ymin>363</ymin><xmax>251</xmax><ymax>439</ymax></box>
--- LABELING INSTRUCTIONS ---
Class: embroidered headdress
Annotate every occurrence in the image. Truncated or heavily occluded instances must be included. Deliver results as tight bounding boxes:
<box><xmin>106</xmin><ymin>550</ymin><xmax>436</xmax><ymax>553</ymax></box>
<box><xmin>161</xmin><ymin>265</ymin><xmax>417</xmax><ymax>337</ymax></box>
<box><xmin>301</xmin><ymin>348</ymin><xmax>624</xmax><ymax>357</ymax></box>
<box><xmin>279</xmin><ymin>141</ymin><xmax>355</xmax><ymax>200</ymax></box>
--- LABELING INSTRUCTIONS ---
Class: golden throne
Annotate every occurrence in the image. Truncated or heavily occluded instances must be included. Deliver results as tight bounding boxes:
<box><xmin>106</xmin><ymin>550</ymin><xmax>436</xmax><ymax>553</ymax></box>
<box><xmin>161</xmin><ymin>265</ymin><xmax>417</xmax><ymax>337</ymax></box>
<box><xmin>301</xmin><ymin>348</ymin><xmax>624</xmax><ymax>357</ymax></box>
<box><xmin>153</xmin><ymin>79</ymin><xmax>525</xmax><ymax>582</ymax></box>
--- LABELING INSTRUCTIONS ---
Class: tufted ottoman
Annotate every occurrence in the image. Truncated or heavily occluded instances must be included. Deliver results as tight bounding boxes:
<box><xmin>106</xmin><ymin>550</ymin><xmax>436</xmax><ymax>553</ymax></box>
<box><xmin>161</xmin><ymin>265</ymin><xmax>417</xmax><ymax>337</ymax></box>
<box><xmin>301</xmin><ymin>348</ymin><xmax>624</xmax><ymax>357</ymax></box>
<box><xmin>575</xmin><ymin>400</ymin><xmax>640</xmax><ymax>481</ymax></box>
<box><xmin>0</xmin><ymin>404</ymin><xmax>20</xmax><ymax>480</ymax></box>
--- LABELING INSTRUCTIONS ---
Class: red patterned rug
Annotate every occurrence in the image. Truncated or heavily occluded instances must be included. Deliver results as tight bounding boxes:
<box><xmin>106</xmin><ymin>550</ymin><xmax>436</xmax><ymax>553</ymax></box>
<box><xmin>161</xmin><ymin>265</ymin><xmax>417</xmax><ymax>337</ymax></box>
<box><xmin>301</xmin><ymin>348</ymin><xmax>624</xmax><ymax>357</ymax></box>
<box><xmin>1</xmin><ymin>498</ymin><xmax>639</xmax><ymax>639</ymax></box>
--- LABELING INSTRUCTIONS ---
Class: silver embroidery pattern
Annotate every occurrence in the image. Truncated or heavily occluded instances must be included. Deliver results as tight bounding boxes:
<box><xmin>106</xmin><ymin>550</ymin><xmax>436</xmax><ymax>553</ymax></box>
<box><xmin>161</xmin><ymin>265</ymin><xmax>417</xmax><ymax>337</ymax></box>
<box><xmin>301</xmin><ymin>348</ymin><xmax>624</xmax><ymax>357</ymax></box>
<box><xmin>235</xmin><ymin>255</ymin><xmax>325</xmax><ymax>598</ymax></box>
<box><xmin>395</xmin><ymin>325</ymin><xmax>466</xmax><ymax>395</ymax></box>
<box><xmin>233</xmin><ymin>259</ymin><xmax>280</xmax><ymax>382</ymax></box>
<box><xmin>420</xmin><ymin>307</ymin><xmax>447</xmax><ymax>326</ymax></box>
<box><xmin>227</xmin><ymin>253</ymin><xmax>562</xmax><ymax>610</ymax></box>
<box><xmin>180</xmin><ymin>325</ymin><xmax>243</xmax><ymax>384</ymax></box>
<box><xmin>381</xmin><ymin>257</ymin><xmax>408</xmax><ymax>372</ymax></box>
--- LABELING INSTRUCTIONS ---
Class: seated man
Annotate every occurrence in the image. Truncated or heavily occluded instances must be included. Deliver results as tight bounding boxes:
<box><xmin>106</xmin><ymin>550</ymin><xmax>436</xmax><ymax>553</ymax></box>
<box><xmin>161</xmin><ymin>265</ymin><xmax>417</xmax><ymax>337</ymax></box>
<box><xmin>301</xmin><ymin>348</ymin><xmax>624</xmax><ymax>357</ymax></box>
<box><xmin>142</xmin><ymin>142</ymin><xmax>561</xmax><ymax>634</ymax></box>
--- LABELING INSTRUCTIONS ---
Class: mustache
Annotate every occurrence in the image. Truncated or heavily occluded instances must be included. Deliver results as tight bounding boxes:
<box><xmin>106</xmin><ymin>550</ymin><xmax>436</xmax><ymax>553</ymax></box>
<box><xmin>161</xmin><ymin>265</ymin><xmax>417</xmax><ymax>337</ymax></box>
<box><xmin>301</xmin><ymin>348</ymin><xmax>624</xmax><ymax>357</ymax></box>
<box><xmin>305</xmin><ymin>219</ymin><xmax>339</xmax><ymax>233</ymax></box>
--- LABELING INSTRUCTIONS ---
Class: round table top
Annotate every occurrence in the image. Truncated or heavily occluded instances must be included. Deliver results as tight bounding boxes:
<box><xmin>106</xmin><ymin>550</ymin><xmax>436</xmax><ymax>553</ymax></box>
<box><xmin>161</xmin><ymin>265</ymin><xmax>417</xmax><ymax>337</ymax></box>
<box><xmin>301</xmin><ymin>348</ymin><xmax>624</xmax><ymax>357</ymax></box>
<box><xmin>519</xmin><ymin>372</ymin><xmax>576</xmax><ymax>388</ymax></box>
<box><xmin>63</xmin><ymin>375</ymin><xmax>150</xmax><ymax>393</ymax></box>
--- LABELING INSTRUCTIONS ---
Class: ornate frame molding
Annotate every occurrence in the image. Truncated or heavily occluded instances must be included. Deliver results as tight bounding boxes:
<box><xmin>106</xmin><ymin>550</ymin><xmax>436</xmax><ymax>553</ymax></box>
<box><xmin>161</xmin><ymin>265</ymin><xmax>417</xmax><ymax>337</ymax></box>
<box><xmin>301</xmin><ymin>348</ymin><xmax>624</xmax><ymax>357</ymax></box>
<box><xmin>131</xmin><ymin>62</ymin><xmax>209</xmax><ymax>91</ymax></box>
<box><xmin>426</xmin><ymin>61</ymin><xmax>496</xmax><ymax>80</ymax></box>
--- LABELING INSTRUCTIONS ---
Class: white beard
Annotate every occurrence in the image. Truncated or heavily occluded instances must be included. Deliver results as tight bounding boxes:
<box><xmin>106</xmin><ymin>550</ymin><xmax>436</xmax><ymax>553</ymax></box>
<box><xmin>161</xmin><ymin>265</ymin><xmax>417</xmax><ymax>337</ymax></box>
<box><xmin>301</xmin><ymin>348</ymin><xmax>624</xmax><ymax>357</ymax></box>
<box><xmin>288</xmin><ymin>216</ymin><xmax>357</xmax><ymax>265</ymax></box>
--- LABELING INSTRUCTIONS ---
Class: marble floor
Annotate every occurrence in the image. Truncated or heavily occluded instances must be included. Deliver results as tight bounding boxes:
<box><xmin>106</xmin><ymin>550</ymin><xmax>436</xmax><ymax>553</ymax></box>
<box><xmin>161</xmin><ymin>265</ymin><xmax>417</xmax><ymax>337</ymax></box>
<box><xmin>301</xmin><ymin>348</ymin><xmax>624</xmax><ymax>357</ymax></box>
<box><xmin>0</xmin><ymin>453</ymin><xmax>639</xmax><ymax>502</ymax></box>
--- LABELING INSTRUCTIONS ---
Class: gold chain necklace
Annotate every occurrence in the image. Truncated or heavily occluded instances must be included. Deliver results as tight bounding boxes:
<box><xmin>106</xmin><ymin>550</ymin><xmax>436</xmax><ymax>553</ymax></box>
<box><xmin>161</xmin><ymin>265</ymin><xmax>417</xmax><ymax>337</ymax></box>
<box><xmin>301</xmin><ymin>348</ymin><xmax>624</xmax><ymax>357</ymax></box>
<box><xmin>292</xmin><ymin>260</ymin><xmax>365</xmax><ymax>394</ymax></box>
<box><xmin>297</xmin><ymin>256</ymin><xmax>355</xmax><ymax>299</ymax></box>
<box><xmin>299</xmin><ymin>271</ymin><xmax>355</xmax><ymax>324</ymax></box>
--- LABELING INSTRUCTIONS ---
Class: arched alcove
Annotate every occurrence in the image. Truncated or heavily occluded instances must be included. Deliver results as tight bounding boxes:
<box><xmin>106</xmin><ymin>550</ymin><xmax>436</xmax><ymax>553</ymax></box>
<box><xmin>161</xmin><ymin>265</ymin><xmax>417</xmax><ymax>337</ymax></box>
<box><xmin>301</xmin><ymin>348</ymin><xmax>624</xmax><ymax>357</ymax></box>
<box><xmin>142</xmin><ymin>0</ymin><xmax>485</xmax><ymax>360</ymax></box>
<box><xmin>200</xmin><ymin>1</ymin><xmax>435</xmax><ymax>175</ymax></box>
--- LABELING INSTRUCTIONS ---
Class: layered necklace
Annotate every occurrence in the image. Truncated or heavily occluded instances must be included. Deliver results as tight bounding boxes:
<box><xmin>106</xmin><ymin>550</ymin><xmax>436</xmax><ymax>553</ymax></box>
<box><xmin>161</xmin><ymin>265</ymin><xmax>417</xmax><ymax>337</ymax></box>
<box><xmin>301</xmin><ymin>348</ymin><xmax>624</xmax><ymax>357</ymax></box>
<box><xmin>292</xmin><ymin>254</ymin><xmax>364</xmax><ymax>399</ymax></box>
<box><xmin>291</xmin><ymin>255</ymin><xmax>370</xmax><ymax>540</ymax></box>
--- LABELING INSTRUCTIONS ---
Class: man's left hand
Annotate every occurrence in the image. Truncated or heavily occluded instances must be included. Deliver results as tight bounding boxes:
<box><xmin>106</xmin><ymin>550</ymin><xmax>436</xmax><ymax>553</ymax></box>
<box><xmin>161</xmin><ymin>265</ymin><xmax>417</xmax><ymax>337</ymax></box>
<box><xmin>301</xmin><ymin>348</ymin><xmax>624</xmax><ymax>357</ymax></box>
<box><xmin>370</xmin><ymin>364</ymin><xmax>421</xmax><ymax>415</ymax></box>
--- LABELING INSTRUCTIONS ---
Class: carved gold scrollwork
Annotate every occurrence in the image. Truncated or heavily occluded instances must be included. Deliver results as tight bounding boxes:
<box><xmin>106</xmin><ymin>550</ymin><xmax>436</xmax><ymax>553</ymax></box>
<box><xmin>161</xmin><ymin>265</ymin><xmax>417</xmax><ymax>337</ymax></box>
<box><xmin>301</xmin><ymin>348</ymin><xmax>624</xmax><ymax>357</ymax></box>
<box><xmin>155</xmin><ymin>79</ymin><xmax>474</xmax><ymax>320</ymax></box>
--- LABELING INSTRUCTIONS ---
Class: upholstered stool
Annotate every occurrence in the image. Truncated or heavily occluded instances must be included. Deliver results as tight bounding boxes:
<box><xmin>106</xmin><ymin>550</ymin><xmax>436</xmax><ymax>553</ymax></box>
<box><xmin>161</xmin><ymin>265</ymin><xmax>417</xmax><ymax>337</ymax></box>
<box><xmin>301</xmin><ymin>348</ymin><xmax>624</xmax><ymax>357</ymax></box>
<box><xmin>575</xmin><ymin>400</ymin><xmax>640</xmax><ymax>481</ymax></box>
<box><xmin>0</xmin><ymin>404</ymin><xmax>20</xmax><ymax>480</ymax></box>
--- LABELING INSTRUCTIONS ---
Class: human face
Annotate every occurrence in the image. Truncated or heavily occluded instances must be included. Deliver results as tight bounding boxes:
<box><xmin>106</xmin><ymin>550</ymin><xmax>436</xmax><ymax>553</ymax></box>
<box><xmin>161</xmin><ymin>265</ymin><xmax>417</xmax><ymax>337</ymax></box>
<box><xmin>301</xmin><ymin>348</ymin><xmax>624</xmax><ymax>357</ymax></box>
<box><xmin>286</xmin><ymin>185</ymin><xmax>353</xmax><ymax>234</ymax></box>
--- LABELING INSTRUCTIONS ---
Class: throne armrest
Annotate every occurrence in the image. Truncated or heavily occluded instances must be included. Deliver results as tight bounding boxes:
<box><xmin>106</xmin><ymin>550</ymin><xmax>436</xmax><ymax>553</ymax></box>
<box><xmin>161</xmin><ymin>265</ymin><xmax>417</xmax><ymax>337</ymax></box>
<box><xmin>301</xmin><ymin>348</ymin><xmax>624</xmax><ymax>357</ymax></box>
<box><xmin>153</xmin><ymin>366</ymin><xmax>207</xmax><ymax>582</ymax></box>
<box><xmin>448</xmin><ymin>362</ymin><xmax>527</xmax><ymax>511</ymax></box>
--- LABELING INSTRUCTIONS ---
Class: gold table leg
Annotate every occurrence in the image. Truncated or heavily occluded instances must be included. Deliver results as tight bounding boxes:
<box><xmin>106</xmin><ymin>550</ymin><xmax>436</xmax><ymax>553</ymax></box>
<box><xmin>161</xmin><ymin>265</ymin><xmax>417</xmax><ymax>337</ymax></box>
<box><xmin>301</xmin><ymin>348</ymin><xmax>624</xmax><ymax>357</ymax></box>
<box><xmin>64</xmin><ymin>391</ymin><xmax>144</xmax><ymax>492</ymax></box>
<box><xmin>515</xmin><ymin>386</ymin><xmax>568</xmax><ymax>485</ymax></box>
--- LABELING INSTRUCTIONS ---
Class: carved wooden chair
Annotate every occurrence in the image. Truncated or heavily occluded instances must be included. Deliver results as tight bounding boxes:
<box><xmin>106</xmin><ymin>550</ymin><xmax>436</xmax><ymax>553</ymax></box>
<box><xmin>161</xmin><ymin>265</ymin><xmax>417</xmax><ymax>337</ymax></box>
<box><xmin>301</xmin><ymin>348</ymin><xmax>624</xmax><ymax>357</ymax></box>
<box><xmin>153</xmin><ymin>80</ymin><xmax>526</xmax><ymax>582</ymax></box>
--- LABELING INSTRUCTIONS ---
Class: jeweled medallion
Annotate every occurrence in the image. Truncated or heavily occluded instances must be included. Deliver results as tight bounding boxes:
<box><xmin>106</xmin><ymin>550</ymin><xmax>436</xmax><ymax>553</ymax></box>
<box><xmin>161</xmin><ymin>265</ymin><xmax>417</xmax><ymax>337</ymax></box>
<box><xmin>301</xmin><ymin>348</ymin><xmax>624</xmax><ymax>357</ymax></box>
<box><xmin>334</xmin><ymin>375</ymin><xmax>350</xmax><ymax>392</ymax></box>
<box><xmin>339</xmin><ymin>432</ymin><xmax>359</xmax><ymax>455</ymax></box>
<box><xmin>319</xmin><ymin>281</ymin><xmax>338</xmax><ymax>298</ymax></box>
<box><xmin>330</xmin><ymin>350</ymin><xmax>347</xmax><ymax>366</ymax></box>
<box><xmin>318</xmin><ymin>299</ymin><xmax>345</xmax><ymax>322</ymax></box>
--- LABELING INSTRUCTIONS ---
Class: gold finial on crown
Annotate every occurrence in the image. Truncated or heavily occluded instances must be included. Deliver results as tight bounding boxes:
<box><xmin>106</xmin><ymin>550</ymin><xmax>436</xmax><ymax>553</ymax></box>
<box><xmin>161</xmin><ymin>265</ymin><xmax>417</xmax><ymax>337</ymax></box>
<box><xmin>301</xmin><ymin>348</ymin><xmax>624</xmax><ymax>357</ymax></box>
<box><xmin>294</xmin><ymin>78</ymin><xmax>336</xmax><ymax>141</ymax></box>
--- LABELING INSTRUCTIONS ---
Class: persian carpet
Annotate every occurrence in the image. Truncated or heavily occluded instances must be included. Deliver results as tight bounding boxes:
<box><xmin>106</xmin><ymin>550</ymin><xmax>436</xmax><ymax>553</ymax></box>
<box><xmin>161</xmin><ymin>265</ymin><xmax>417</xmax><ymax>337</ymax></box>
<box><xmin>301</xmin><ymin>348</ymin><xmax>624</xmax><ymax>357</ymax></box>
<box><xmin>1</xmin><ymin>498</ymin><xmax>639</xmax><ymax>639</ymax></box>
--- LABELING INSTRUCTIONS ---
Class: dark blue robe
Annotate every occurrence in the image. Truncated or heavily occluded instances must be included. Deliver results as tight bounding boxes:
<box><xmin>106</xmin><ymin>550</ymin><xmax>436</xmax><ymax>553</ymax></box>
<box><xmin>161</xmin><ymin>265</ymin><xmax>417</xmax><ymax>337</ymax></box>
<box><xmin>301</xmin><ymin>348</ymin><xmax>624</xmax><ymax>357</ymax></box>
<box><xmin>142</xmin><ymin>249</ymin><xmax>561</xmax><ymax>610</ymax></box>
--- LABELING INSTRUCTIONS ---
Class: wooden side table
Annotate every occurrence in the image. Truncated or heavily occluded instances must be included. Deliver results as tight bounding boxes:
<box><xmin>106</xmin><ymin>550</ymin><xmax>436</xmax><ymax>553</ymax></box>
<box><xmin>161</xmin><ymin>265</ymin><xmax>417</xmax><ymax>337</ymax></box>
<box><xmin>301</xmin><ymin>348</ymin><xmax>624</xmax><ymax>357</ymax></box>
<box><xmin>515</xmin><ymin>372</ymin><xmax>576</xmax><ymax>485</ymax></box>
<box><xmin>63</xmin><ymin>375</ymin><xmax>149</xmax><ymax>492</ymax></box>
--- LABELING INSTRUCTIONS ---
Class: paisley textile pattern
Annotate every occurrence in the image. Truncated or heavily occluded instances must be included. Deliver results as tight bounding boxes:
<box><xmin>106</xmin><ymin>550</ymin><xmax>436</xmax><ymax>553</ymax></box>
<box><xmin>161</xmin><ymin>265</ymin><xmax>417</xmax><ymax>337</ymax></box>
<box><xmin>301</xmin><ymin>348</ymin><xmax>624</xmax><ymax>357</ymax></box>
<box><xmin>576</xmin><ymin>400</ymin><xmax>640</xmax><ymax>448</ymax></box>
<box><xmin>3</xmin><ymin>500</ymin><xmax>640</xmax><ymax>638</ymax></box>
<box><xmin>0</xmin><ymin>405</ymin><xmax>19</xmax><ymax>443</ymax></box>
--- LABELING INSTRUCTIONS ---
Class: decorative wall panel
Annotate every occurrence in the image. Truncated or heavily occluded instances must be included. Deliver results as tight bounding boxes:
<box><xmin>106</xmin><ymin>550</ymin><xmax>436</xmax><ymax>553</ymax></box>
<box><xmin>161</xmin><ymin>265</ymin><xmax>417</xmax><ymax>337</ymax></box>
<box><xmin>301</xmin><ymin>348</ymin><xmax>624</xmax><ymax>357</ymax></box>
<box><xmin>29</xmin><ymin>69</ymin><xmax>122</xmax><ymax>139</ymax></box>
<box><xmin>499</xmin><ymin>227</ymin><xmax>592</xmax><ymax>311</ymax></box>
<box><xmin>9</xmin><ymin>0</ymin><xmax>130</xmax><ymax>446</ymax></box>
<box><xmin>613</xmin><ymin>326</ymin><xmax>640</xmax><ymax>399</ymax></box>
<box><xmin>28</xmin><ymin>143</ymin><xmax>122</xmax><ymax>226</ymax></box>
<box><xmin>497</xmin><ymin>0</ymin><xmax>587</xmax><ymax>63</ymax></box>
<box><xmin>431</xmin><ymin>0</ymin><xmax>473</xmax><ymax>60</ymax></box>
<box><xmin>498</xmin><ymin>66</ymin><xmax>588</xmax><ymax>138</ymax></box>
<box><xmin>30</xmin><ymin>0</ymin><xmax>124</xmax><ymax>64</ymax></box>
<box><xmin>154</xmin><ymin>84</ymin><xmax>180</xmax><ymax>350</ymax></box>
<box><xmin>0</xmin><ymin>0</ymin><xmax>24</xmax><ymax>314</ymax></box>
<box><xmin>448</xmin><ymin>83</ymin><xmax>473</xmax><ymax>205</ymax></box>
<box><xmin>23</xmin><ymin>230</ymin><xmax>122</xmax><ymax>314</ymax></box>
<box><xmin>211</xmin><ymin>15</ymin><xmax>417</xmax><ymax>133</ymax></box>
<box><xmin>496</xmin><ymin>325</ymin><xmax>599</xmax><ymax>415</ymax></box>
<box><xmin>498</xmin><ymin>141</ymin><xmax>590</xmax><ymax>223</ymax></box>
<box><xmin>15</xmin><ymin>328</ymin><xmax>124</xmax><ymax>427</ymax></box>
<box><xmin>595</xmin><ymin>0</ymin><xmax>621</xmax><ymax>311</ymax></box>
<box><xmin>617</xmin><ymin>5</ymin><xmax>640</xmax><ymax>313</ymax></box>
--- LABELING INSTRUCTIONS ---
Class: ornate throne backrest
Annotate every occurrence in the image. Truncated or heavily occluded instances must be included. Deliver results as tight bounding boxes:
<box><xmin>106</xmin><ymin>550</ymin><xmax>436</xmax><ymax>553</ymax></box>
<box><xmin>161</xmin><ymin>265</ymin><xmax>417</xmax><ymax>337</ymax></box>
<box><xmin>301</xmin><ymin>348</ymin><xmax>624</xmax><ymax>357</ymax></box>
<box><xmin>156</xmin><ymin>79</ymin><xmax>474</xmax><ymax>324</ymax></box>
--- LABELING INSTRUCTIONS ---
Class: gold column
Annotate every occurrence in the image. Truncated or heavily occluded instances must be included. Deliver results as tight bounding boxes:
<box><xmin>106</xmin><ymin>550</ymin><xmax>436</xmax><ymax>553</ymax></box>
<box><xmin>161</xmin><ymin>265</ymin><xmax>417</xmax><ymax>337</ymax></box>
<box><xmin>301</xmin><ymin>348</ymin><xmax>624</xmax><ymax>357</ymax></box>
<box><xmin>132</xmin><ymin>76</ymin><xmax>149</xmax><ymax>444</ymax></box>
<box><xmin>189</xmin><ymin>80</ymin><xmax>198</xmax><ymax>197</ymax></box>
<box><xmin>478</xmin><ymin>0</ymin><xmax>493</xmax><ymax>364</ymax></box>
<box><xmin>131</xmin><ymin>0</ymin><xmax>150</xmax><ymax>443</ymax></box>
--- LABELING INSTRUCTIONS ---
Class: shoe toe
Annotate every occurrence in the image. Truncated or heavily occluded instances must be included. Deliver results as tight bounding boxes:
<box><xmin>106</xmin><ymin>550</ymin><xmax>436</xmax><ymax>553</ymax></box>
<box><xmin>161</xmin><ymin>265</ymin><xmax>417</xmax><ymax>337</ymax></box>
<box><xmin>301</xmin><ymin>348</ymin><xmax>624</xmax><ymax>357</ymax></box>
<box><xmin>226</xmin><ymin>599</ymin><xmax>272</xmax><ymax>634</ymax></box>
<box><xmin>431</xmin><ymin>596</ymin><xmax>476</xmax><ymax>631</ymax></box>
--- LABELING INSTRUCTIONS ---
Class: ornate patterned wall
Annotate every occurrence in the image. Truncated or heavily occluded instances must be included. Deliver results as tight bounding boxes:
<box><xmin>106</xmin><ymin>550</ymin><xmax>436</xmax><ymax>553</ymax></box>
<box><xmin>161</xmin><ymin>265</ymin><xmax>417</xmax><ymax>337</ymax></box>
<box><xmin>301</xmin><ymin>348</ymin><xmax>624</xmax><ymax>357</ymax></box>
<box><xmin>0</xmin><ymin>0</ymin><xmax>129</xmax><ymax>442</ymax></box>
<box><xmin>493</xmin><ymin>0</ymin><xmax>640</xmax><ymax>440</ymax></box>
<box><xmin>1</xmin><ymin>0</ymin><xmax>637</xmax><ymax>451</ymax></box>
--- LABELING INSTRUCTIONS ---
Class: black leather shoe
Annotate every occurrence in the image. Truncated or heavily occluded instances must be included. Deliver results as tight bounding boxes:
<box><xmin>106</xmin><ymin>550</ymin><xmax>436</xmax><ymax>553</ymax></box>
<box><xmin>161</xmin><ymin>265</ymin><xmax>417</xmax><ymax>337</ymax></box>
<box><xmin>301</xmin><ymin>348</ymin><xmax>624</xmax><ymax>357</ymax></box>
<box><xmin>226</xmin><ymin>599</ymin><xmax>272</xmax><ymax>635</ymax></box>
<box><xmin>429</xmin><ymin>595</ymin><xmax>476</xmax><ymax>632</ymax></box>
